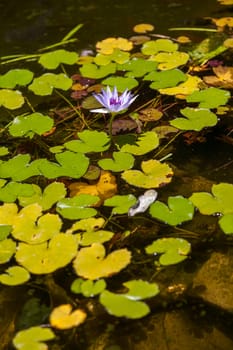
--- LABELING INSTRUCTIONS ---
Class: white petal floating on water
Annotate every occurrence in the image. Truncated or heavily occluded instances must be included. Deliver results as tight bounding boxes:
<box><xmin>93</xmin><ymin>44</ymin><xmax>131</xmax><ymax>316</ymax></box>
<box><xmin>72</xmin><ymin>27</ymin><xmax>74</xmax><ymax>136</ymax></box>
<box><xmin>128</xmin><ymin>189</ymin><xmax>158</xmax><ymax>217</ymax></box>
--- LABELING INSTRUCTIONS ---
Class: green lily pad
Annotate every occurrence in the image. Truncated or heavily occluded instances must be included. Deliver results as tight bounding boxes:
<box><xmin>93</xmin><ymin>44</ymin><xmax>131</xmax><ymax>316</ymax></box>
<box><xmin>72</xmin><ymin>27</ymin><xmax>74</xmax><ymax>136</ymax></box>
<box><xmin>120</xmin><ymin>131</ymin><xmax>159</xmax><ymax>155</ymax></box>
<box><xmin>38</xmin><ymin>151</ymin><xmax>89</xmax><ymax>179</ymax></box>
<box><xmin>170</xmin><ymin>107</ymin><xmax>218</xmax><ymax>131</ymax></box>
<box><xmin>71</xmin><ymin>278</ymin><xmax>106</xmax><ymax>297</ymax></box>
<box><xmin>15</xmin><ymin>234</ymin><xmax>78</xmax><ymax>274</ymax></box>
<box><xmin>65</xmin><ymin>130</ymin><xmax>110</xmax><ymax>153</ymax></box>
<box><xmin>39</xmin><ymin>49</ymin><xmax>78</xmax><ymax>69</ymax></box>
<box><xmin>186</xmin><ymin>87</ymin><xmax>230</xmax><ymax>108</ymax></box>
<box><xmin>141</xmin><ymin>39</ymin><xmax>178</xmax><ymax>55</ymax></box>
<box><xmin>98</xmin><ymin>151</ymin><xmax>135</xmax><ymax>171</ymax></box>
<box><xmin>0</xmin><ymin>89</ymin><xmax>24</xmax><ymax>109</ymax></box>
<box><xmin>118</xmin><ymin>58</ymin><xmax>158</xmax><ymax>77</ymax></box>
<box><xmin>122</xmin><ymin>159</ymin><xmax>173</xmax><ymax>189</ymax></box>
<box><xmin>149</xmin><ymin>196</ymin><xmax>194</xmax><ymax>225</ymax></box>
<box><xmin>153</xmin><ymin>51</ymin><xmax>189</xmax><ymax>70</ymax></box>
<box><xmin>9</xmin><ymin>112</ymin><xmax>54</xmax><ymax>138</ymax></box>
<box><xmin>0</xmin><ymin>154</ymin><xmax>40</xmax><ymax>181</ymax></box>
<box><xmin>101</xmin><ymin>76</ymin><xmax>138</xmax><ymax>92</ymax></box>
<box><xmin>56</xmin><ymin>194</ymin><xmax>99</xmax><ymax>219</ymax></box>
<box><xmin>190</xmin><ymin>183</ymin><xmax>233</xmax><ymax>215</ymax></box>
<box><xmin>80</xmin><ymin>62</ymin><xmax>116</xmax><ymax>79</ymax></box>
<box><xmin>11</xmin><ymin>203</ymin><xmax>62</xmax><ymax>244</ymax></box>
<box><xmin>0</xmin><ymin>225</ymin><xmax>12</xmax><ymax>240</ymax></box>
<box><xmin>73</xmin><ymin>243</ymin><xmax>131</xmax><ymax>280</ymax></box>
<box><xmin>94</xmin><ymin>48</ymin><xmax>130</xmax><ymax>65</ymax></box>
<box><xmin>219</xmin><ymin>213</ymin><xmax>233</xmax><ymax>234</ymax></box>
<box><xmin>144</xmin><ymin>69</ymin><xmax>187</xmax><ymax>89</ymax></box>
<box><xmin>0</xmin><ymin>266</ymin><xmax>30</xmax><ymax>285</ymax></box>
<box><xmin>0</xmin><ymin>147</ymin><xmax>9</xmax><ymax>156</ymax></box>
<box><xmin>0</xmin><ymin>69</ymin><xmax>33</xmax><ymax>88</ymax></box>
<box><xmin>29</xmin><ymin>73</ymin><xmax>72</xmax><ymax>95</ymax></box>
<box><xmin>0</xmin><ymin>238</ymin><xmax>16</xmax><ymax>264</ymax></box>
<box><xmin>146</xmin><ymin>237</ymin><xmax>191</xmax><ymax>265</ymax></box>
<box><xmin>99</xmin><ymin>280</ymin><xmax>159</xmax><ymax>319</ymax></box>
<box><xmin>104</xmin><ymin>194</ymin><xmax>137</xmax><ymax>214</ymax></box>
<box><xmin>13</xmin><ymin>326</ymin><xmax>55</xmax><ymax>350</ymax></box>
<box><xmin>0</xmin><ymin>181</ymin><xmax>35</xmax><ymax>202</ymax></box>
<box><xmin>18</xmin><ymin>182</ymin><xmax>66</xmax><ymax>210</ymax></box>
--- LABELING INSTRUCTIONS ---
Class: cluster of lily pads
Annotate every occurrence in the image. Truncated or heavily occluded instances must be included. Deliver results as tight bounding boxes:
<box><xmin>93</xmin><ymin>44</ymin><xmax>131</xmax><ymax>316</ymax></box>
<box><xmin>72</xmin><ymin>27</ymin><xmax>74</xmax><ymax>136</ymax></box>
<box><xmin>0</xmin><ymin>13</ymin><xmax>233</xmax><ymax>349</ymax></box>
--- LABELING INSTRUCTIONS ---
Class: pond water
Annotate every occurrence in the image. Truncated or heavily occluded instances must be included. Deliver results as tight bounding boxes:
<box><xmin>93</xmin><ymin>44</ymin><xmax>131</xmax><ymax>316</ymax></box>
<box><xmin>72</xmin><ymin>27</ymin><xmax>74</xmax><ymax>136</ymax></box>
<box><xmin>1</xmin><ymin>1</ymin><xmax>233</xmax><ymax>350</ymax></box>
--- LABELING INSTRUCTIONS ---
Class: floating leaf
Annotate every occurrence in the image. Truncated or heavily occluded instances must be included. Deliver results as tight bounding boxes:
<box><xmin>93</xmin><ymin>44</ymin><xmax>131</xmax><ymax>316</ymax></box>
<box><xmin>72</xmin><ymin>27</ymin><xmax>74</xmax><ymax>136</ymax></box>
<box><xmin>94</xmin><ymin>49</ymin><xmax>130</xmax><ymax>65</ymax></box>
<box><xmin>38</xmin><ymin>151</ymin><xmax>89</xmax><ymax>179</ymax></box>
<box><xmin>66</xmin><ymin>217</ymin><xmax>106</xmax><ymax>234</ymax></box>
<box><xmin>122</xmin><ymin>159</ymin><xmax>173</xmax><ymax>189</ymax></box>
<box><xmin>79</xmin><ymin>63</ymin><xmax>116</xmax><ymax>79</ymax></box>
<box><xmin>18</xmin><ymin>182</ymin><xmax>66</xmax><ymax>210</ymax></box>
<box><xmin>104</xmin><ymin>194</ymin><xmax>137</xmax><ymax>214</ymax></box>
<box><xmin>0</xmin><ymin>69</ymin><xmax>33</xmax><ymax>88</ymax></box>
<box><xmin>96</xmin><ymin>37</ymin><xmax>133</xmax><ymax>54</ymax></box>
<box><xmin>120</xmin><ymin>131</ymin><xmax>159</xmax><ymax>155</ymax></box>
<box><xmin>57</xmin><ymin>194</ymin><xmax>99</xmax><ymax>219</ymax></box>
<box><xmin>100</xmin><ymin>290</ymin><xmax>150</xmax><ymax>318</ymax></box>
<box><xmin>146</xmin><ymin>237</ymin><xmax>191</xmax><ymax>265</ymax></box>
<box><xmin>73</xmin><ymin>243</ymin><xmax>131</xmax><ymax>280</ymax></box>
<box><xmin>39</xmin><ymin>49</ymin><xmax>78</xmax><ymax>69</ymax></box>
<box><xmin>203</xmin><ymin>66</ymin><xmax>233</xmax><ymax>88</ymax></box>
<box><xmin>159</xmin><ymin>75</ymin><xmax>201</xmax><ymax>96</ymax></box>
<box><xmin>170</xmin><ymin>107</ymin><xmax>218</xmax><ymax>131</ymax></box>
<box><xmin>189</xmin><ymin>183</ymin><xmax>233</xmax><ymax>215</ymax></box>
<box><xmin>0</xmin><ymin>147</ymin><xmax>9</xmax><ymax>156</ymax></box>
<box><xmin>0</xmin><ymin>154</ymin><xmax>41</xmax><ymax>181</ymax></box>
<box><xmin>71</xmin><ymin>278</ymin><xmax>106</xmax><ymax>297</ymax></box>
<box><xmin>149</xmin><ymin>196</ymin><xmax>194</xmax><ymax>225</ymax></box>
<box><xmin>9</xmin><ymin>112</ymin><xmax>54</xmax><ymax>138</ymax></box>
<box><xmin>98</xmin><ymin>151</ymin><xmax>135</xmax><ymax>172</ymax></box>
<box><xmin>141</xmin><ymin>39</ymin><xmax>178</xmax><ymax>55</ymax></box>
<box><xmin>152</xmin><ymin>51</ymin><xmax>189</xmax><ymax>70</ymax></box>
<box><xmin>101</xmin><ymin>76</ymin><xmax>138</xmax><ymax>92</ymax></box>
<box><xmin>49</xmin><ymin>304</ymin><xmax>86</xmax><ymax>329</ymax></box>
<box><xmin>144</xmin><ymin>68</ymin><xmax>187</xmax><ymax>89</ymax></box>
<box><xmin>0</xmin><ymin>266</ymin><xmax>30</xmax><ymax>285</ymax></box>
<box><xmin>186</xmin><ymin>87</ymin><xmax>230</xmax><ymax>108</ymax></box>
<box><xmin>133</xmin><ymin>23</ymin><xmax>154</xmax><ymax>33</ymax></box>
<box><xmin>0</xmin><ymin>89</ymin><xmax>24</xmax><ymax>109</ymax></box>
<box><xmin>13</xmin><ymin>326</ymin><xmax>55</xmax><ymax>350</ymax></box>
<box><xmin>0</xmin><ymin>181</ymin><xmax>34</xmax><ymax>202</ymax></box>
<box><xmin>29</xmin><ymin>73</ymin><xmax>72</xmax><ymax>95</ymax></box>
<box><xmin>0</xmin><ymin>239</ymin><xmax>16</xmax><ymax>264</ymax></box>
<box><xmin>10</xmin><ymin>203</ymin><xmax>62</xmax><ymax>244</ymax></box>
<box><xmin>219</xmin><ymin>213</ymin><xmax>233</xmax><ymax>234</ymax></box>
<box><xmin>0</xmin><ymin>225</ymin><xmax>11</xmax><ymax>240</ymax></box>
<box><xmin>15</xmin><ymin>234</ymin><xmax>78</xmax><ymax>274</ymax></box>
<box><xmin>100</xmin><ymin>280</ymin><xmax>159</xmax><ymax>319</ymax></box>
<box><xmin>69</xmin><ymin>171</ymin><xmax>117</xmax><ymax>206</ymax></box>
<box><xmin>118</xmin><ymin>58</ymin><xmax>158</xmax><ymax>77</ymax></box>
<box><xmin>65</xmin><ymin>130</ymin><xmax>110</xmax><ymax>153</ymax></box>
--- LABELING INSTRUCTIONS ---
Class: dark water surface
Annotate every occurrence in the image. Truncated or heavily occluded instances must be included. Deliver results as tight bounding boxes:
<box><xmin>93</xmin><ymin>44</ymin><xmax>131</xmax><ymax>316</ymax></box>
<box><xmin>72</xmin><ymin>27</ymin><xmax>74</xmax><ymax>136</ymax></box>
<box><xmin>0</xmin><ymin>0</ymin><xmax>229</xmax><ymax>55</ymax></box>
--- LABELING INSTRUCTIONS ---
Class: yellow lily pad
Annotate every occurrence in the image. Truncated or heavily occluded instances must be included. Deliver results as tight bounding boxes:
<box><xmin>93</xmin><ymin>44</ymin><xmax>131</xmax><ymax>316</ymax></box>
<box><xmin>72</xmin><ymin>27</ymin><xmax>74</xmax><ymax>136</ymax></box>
<box><xmin>96</xmin><ymin>37</ymin><xmax>133</xmax><ymax>55</ymax></box>
<box><xmin>159</xmin><ymin>75</ymin><xmax>202</xmax><ymax>97</ymax></box>
<box><xmin>152</xmin><ymin>51</ymin><xmax>189</xmax><ymax>70</ymax></box>
<box><xmin>50</xmin><ymin>304</ymin><xmax>86</xmax><ymax>329</ymax></box>
<box><xmin>133</xmin><ymin>23</ymin><xmax>154</xmax><ymax>33</ymax></box>
<box><xmin>122</xmin><ymin>159</ymin><xmax>173</xmax><ymax>189</ymax></box>
<box><xmin>73</xmin><ymin>243</ymin><xmax>131</xmax><ymax>280</ymax></box>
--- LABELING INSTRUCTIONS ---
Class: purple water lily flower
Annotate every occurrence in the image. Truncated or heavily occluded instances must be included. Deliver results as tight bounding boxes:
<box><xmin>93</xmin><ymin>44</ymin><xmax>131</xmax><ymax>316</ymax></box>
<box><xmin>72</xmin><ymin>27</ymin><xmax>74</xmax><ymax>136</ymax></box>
<box><xmin>91</xmin><ymin>86</ymin><xmax>138</xmax><ymax>114</ymax></box>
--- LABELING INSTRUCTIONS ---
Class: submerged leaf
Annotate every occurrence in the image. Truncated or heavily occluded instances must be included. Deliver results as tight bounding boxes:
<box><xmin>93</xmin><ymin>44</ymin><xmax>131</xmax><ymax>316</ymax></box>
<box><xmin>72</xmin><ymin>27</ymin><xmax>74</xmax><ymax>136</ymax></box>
<box><xmin>73</xmin><ymin>243</ymin><xmax>131</xmax><ymax>280</ymax></box>
<box><xmin>122</xmin><ymin>159</ymin><xmax>173</xmax><ymax>188</ymax></box>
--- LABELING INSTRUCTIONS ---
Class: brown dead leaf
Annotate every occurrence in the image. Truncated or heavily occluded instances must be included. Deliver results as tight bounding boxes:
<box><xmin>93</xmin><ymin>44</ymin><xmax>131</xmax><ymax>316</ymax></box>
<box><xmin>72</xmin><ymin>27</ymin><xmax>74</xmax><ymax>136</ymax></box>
<box><xmin>69</xmin><ymin>171</ymin><xmax>117</xmax><ymax>206</ymax></box>
<box><xmin>203</xmin><ymin>65</ymin><xmax>233</xmax><ymax>88</ymax></box>
<box><xmin>138</xmin><ymin>108</ymin><xmax>163</xmax><ymax>122</ymax></box>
